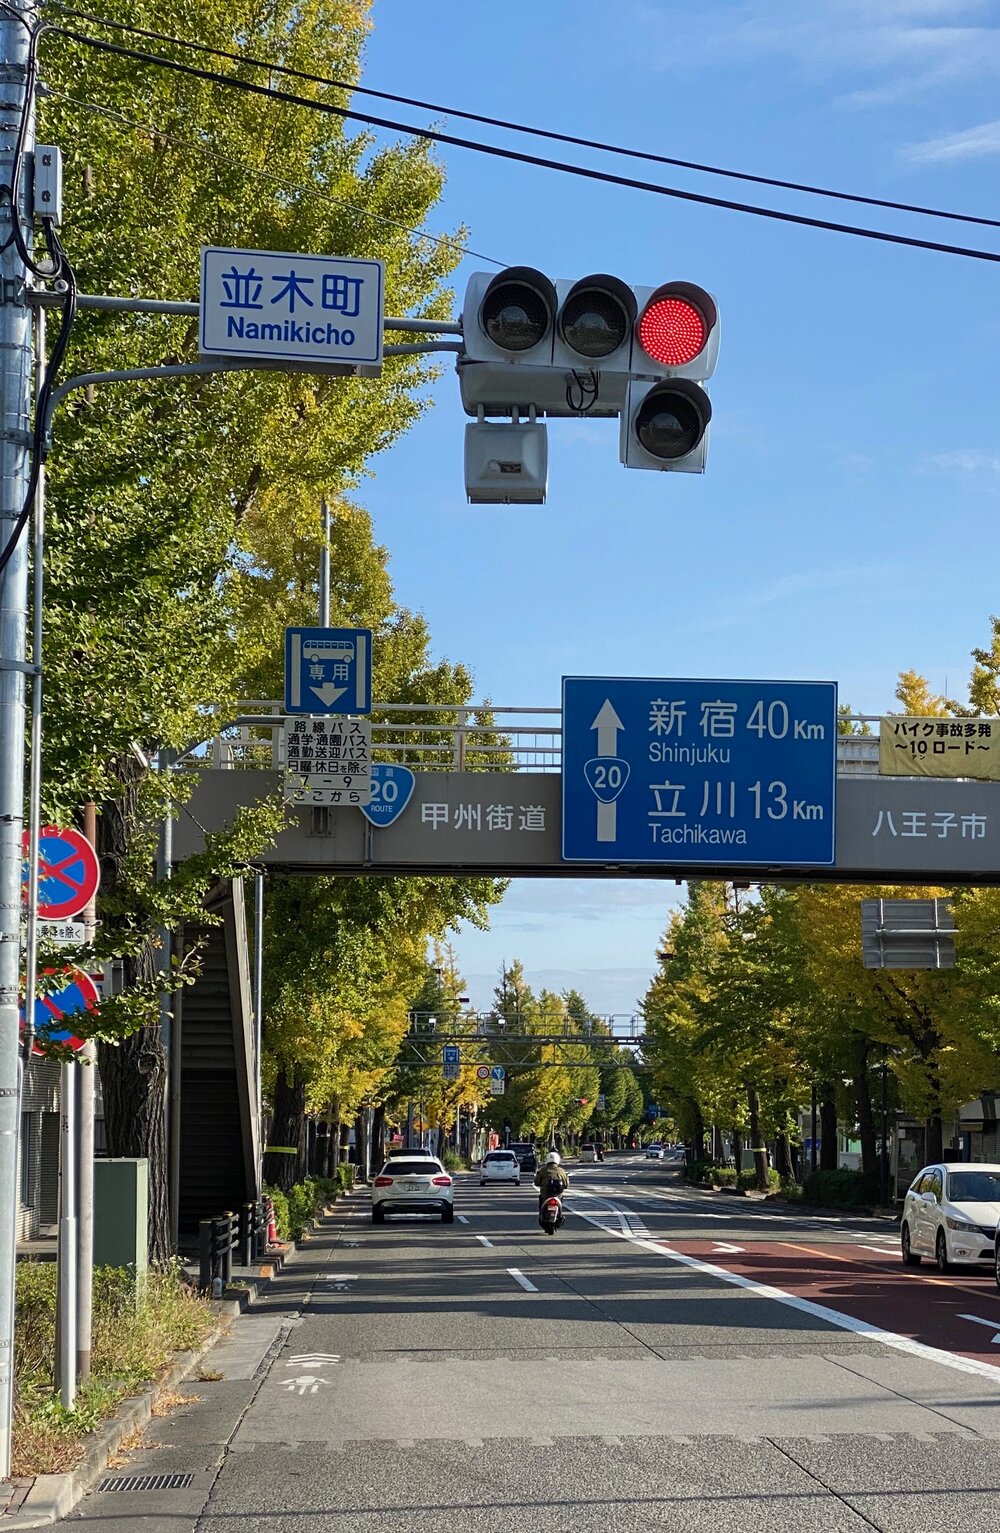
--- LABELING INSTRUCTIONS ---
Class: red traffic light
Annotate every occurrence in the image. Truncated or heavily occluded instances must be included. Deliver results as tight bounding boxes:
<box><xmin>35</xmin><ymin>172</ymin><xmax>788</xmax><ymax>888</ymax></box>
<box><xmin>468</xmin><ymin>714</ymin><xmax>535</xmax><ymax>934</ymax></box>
<box><xmin>637</xmin><ymin>282</ymin><xmax>717</xmax><ymax>368</ymax></box>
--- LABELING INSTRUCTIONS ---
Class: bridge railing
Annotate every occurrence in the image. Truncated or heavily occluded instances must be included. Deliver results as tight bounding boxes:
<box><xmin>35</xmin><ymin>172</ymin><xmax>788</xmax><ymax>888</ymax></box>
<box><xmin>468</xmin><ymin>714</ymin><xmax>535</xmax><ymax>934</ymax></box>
<box><xmin>187</xmin><ymin>704</ymin><xmax>883</xmax><ymax>776</ymax></box>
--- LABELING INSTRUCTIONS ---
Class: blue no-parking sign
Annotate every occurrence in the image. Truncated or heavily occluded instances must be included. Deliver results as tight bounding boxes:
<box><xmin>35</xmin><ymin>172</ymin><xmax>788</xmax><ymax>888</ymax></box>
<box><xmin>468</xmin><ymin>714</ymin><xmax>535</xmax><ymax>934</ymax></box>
<box><xmin>20</xmin><ymin>967</ymin><xmax>99</xmax><ymax>1056</ymax></box>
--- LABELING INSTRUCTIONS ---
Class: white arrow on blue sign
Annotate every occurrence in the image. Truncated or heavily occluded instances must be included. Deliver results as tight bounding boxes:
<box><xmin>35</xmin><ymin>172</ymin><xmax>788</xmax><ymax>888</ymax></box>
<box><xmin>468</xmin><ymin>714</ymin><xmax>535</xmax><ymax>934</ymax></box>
<box><xmin>285</xmin><ymin>627</ymin><xmax>371</xmax><ymax>715</ymax></box>
<box><xmin>443</xmin><ymin>1044</ymin><xmax>460</xmax><ymax>1081</ymax></box>
<box><xmin>359</xmin><ymin>764</ymin><xmax>415</xmax><ymax>828</ymax></box>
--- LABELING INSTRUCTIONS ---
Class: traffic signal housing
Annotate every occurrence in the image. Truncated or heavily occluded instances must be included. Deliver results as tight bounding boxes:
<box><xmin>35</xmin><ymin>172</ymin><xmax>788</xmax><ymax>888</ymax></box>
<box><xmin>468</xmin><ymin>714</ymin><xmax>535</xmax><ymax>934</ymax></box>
<box><xmin>458</xmin><ymin>267</ymin><xmax>720</xmax><ymax>495</ymax></box>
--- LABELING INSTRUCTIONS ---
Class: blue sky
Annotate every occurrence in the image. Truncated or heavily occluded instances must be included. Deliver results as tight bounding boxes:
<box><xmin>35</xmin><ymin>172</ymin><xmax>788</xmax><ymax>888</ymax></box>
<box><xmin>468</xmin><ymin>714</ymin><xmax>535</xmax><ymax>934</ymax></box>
<box><xmin>359</xmin><ymin>0</ymin><xmax>1000</xmax><ymax>1015</ymax></box>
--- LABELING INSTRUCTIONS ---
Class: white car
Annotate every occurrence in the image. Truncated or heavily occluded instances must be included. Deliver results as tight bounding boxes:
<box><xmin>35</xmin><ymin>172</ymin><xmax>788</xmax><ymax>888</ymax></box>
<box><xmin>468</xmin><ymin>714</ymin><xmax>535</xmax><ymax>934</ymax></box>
<box><xmin>900</xmin><ymin>1162</ymin><xmax>1000</xmax><ymax>1273</ymax></box>
<box><xmin>480</xmin><ymin>1149</ymin><xmax>521</xmax><ymax>1185</ymax></box>
<box><xmin>372</xmin><ymin>1156</ymin><xmax>454</xmax><ymax>1223</ymax></box>
<box><xmin>645</xmin><ymin>1144</ymin><xmax>664</xmax><ymax>1160</ymax></box>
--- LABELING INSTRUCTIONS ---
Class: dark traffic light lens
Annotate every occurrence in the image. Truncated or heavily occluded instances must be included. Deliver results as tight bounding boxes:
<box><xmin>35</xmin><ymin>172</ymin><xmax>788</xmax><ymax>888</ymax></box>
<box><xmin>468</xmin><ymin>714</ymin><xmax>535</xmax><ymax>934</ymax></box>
<box><xmin>561</xmin><ymin>294</ymin><xmax>628</xmax><ymax>358</ymax></box>
<box><xmin>480</xmin><ymin>269</ymin><xmax>556</xmax><ymax>352</ymax></box>
<box><xmin>559</xmin><ymin>275</ymin><xmax>637</xmax><ymax>359</ymax></box>
<box><xmin>635</xmin><ymin>387</ymin><xmax>708</xmax><ymax>460</ymax></box>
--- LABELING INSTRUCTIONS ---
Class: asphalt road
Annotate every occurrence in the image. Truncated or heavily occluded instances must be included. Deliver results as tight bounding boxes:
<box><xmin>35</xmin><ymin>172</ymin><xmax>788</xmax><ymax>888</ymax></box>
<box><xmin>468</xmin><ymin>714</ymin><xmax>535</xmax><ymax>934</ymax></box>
<box><xmin>66</xmin><ymin>1156</ymin><xmax>1000</xmax><ymax>1532</ymax></box>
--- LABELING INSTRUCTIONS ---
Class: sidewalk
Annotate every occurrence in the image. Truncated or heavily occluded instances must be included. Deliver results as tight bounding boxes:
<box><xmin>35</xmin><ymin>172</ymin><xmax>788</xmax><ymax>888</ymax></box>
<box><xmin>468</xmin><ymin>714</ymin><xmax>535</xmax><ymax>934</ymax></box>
<box><xmin>4</xmin><ymin>1192</ymin><xmax>367</xmax><ymax>1529</ymax></box>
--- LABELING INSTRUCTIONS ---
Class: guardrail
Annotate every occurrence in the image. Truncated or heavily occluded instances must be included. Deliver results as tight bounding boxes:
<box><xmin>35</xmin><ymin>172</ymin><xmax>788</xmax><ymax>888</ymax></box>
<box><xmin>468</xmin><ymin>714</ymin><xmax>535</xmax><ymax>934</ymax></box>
<box><xmin>184</xmin><ymin>703</ymin><xmax>885</xmax><ymax>777</ymax></box>
<box><xmin>198</xmin><ymin>1200</ymin><xmax>269</xmax><ymax>1293</ymax></box>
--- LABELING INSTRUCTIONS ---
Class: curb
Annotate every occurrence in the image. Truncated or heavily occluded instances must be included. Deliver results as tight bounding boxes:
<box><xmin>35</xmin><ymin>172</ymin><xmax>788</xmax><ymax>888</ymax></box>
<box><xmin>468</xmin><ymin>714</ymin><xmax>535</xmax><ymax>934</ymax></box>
<box><xmin>4</xmin><ymin>1195</ymin><xmax>363</xmax><ymax>1527</ymax></box>
<box><xmin>3</xmin><ymin>1249</ymin><xmax>294</xmax><ymax>1530</ymax></box>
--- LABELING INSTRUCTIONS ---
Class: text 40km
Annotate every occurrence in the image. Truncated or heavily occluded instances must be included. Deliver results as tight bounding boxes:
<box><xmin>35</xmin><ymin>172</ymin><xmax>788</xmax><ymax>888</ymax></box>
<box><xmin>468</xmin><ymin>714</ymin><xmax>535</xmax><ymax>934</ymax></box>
<box><xmin>746</xmin><ymin>700</ymin><xmax>826</xmax><ymax>741</ymax></box>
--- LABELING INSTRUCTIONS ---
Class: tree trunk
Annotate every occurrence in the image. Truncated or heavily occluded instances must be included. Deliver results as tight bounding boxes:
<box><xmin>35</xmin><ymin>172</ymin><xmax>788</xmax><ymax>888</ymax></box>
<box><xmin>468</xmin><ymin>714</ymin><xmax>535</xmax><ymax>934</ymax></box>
<box><xmin>746</xmin><ymin>1084</ymin><xmax>769</xmax><ymax>1191</ymax></box>
<box><xmin>819</xmin><ymin>1084</ymin><xmax>838</xmax><ymax>1171</ymax></box>
<box><xmin>731</xmin><ymin>1126</ymin><xmax>743</xmax><ymax>1171</ymax></box>
<box><xmin>689</xmin><ymin>1099</ymin><xmax>706</xmax><ymax>1162</ymax></box>
<box><xmin>329</xmin><ymin>1095</ymin><xmax>342</xmax><ymax>1169</ymax></box>
<box><xmin>926</xmin><ymin>1107</ymin><xmax>944</xmax><ymax>1163</ymax></box>
<box><xmin>354</xmin><ymin>1112</ymin><xmax>368</xmax><ymax>1182</ymax></box>
<box><xmin>371</xmin><ymin>1104</ymin><xmax>386</xmax><ymax>1171</ymax></box>
<box><xmin>98</xmin><ymin>1022</ymin><xmax>170</xmax><ymax>1265</ymax></box>
<box><xmin>774</xmin><ymin>1131</ymin><xmax>794</xmax><ymax>1180</ymax></box>
<box><xmin>854</xmin><ymin>1070</ymin><xmax>878</xmax><ymax>1177</ymax></box>
<box><xmin>264</xmin><ymin>1068</ymin><xmax>305</xmax><ymax>1190</ymax></box>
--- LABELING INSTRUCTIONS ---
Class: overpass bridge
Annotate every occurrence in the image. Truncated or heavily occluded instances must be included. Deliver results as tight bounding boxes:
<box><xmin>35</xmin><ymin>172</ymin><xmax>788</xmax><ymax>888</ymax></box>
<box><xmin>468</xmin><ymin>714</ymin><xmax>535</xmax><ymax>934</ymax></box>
<box><xmin>173</xmin><ymin>701</ymin><xmax>1000</xmax><ymax>885</ymax></box>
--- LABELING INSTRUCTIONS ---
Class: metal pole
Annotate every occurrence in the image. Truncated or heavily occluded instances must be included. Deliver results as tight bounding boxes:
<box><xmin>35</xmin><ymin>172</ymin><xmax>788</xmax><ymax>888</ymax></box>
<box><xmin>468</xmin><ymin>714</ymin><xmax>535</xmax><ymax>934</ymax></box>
<box><xmin>76</xmin><ymin>804</ymin><xmax>97</xmax><ymax>1380</ymax></box>
<box><xmin>880</xmin><ymin>1056</ymin><xmax>889</xmax><ymax>1207</ymax></box>
<box><xmin>157</xmin><ymin>752</ymin><xmax>175</xmax><ymax>1249</ymax></box>
<box><xmin>0</xmin><ymin>2</ymin><xmax>36</xmax><ymax>1477</ymax></box>
<box><xmin>253</xmin><ymin>869</ymin><xmax>264</xmax><ymax>1201</ymax></box>
<box><xmin>319</xmin><ymin>498</ymin><xmax>331</xmax><ymax>627</ymax></box>
<box><xmin>56</xmin><ymin>1059</ymin><xmax>77</xmax><ymax>1407</ymax></box>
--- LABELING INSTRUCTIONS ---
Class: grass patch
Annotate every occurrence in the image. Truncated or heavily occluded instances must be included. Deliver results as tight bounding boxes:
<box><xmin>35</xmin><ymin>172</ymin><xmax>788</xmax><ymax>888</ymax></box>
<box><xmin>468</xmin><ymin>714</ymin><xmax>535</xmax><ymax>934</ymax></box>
<box><xmin>12</xmin><ymin>1261</ymin><xmax>214</xmax><ymax>1476</ymax></box>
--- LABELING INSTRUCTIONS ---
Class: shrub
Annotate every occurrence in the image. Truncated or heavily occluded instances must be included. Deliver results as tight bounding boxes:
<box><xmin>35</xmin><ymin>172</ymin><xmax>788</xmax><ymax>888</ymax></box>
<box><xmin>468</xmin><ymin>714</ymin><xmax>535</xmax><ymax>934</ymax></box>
<box><xmin>683</xmin><ymin>1160</ymin><xmax>716</xmax><ymax>1185</ymax></box>
<box><xmin>13</xmin><ymin>1261</ymin><xmax>213</xmax><ymax>1477</ymax></box>
<box><xmin>335</xmin><ymin>1164</ymin><xmax>356</xmax><ymax>1193</ymax></box>
<box><xmin>440</xmin><ymin>1149</ymin><xmax>467</xmax><ymax>1173</ymax></box>
<box><xmin>803</xmin><ymin>1168</ymin><xmax>879</xmax><ymax>1209</ymax></box>
<box><xmin>739</xmin><ymin>1167</ymin><xmax>781</xmax><ymax>1192</ymax></box>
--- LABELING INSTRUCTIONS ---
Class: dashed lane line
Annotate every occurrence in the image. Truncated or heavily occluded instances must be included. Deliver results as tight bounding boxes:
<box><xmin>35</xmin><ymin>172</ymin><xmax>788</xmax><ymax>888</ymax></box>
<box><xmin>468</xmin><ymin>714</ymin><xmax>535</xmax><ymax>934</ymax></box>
<box><xmin>507</xmin><ymin>1267</ymin><xmax>539</xmax><ymax>1293</ymax></box>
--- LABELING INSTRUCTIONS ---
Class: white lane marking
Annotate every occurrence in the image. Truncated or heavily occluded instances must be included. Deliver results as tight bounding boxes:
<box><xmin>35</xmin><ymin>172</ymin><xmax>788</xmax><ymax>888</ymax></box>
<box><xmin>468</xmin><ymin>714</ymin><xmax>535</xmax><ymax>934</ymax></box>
<box><xmin>958</xmin><ymin>1314</ymin><xmax>1000</xmax><ymax>1344</ymax></box>
<box><xmin>713</xmin><ymin>1242</ymin><xmax>745</xmax><ymax>1254</ymax></box>
<box><xmin>476</xmin><ymin>1235</ymin><xmax>494</xmax><ymax>1248</ymax></box>
<box><xmin>508</xmin><ymin>1267</ymin><xmax>538</xmax><ymax>1292</ymax></box>
<box><xmin>572</xmin><ymin>1190</ymin><xmax>650</xmax><ymax>1238</ymax></box>
<box><xmin>457</xmin><ymin>1214</ymin><xmax>469</xmax><ymax>1224</ymax></box>
<box><xmin>284</xmin><ymin>1375</ymin><xmax>329</xmax><ymax>1394</ymax></box>
<box><xmin>859</xmin><ymin>1245</ymin><xmax>899</xmax><ymax>1256</ymax></box>
<box><xmin>571</xmin><ymin>1206</ymin><xmax>1000</xmax><ymax>1384</ymax></box>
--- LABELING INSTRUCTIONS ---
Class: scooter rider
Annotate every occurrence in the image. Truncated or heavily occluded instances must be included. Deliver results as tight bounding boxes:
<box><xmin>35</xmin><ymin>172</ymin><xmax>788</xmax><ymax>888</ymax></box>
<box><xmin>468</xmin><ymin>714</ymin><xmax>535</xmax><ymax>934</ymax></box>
<box><xmin>534</xmin><ymin>1150</ymin><xmax>569</xmax><ymax>1222</ymax></box>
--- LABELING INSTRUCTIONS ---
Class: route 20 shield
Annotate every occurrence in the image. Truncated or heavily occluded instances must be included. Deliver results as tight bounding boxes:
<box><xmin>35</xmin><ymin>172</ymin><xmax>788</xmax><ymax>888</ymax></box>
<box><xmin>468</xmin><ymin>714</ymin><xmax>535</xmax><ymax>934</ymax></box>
<box><xmin>359</xmin><ymin>764</ymin><xmax>415</xmax><ymax>827</ymax></box>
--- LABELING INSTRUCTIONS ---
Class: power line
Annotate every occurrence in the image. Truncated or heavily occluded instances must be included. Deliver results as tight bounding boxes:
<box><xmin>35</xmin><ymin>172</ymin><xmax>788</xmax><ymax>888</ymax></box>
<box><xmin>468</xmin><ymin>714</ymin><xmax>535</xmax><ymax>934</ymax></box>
<box><xmin>49</xmin><ymin>25</ymin><xmax>1000</xmax><ymax>266</ymax></box>
<box><xmin>43</xmin><ymin>87</ymin><xmax>506</xmax><ymax>268</ymax></box>
<box><xmin>44</xmin><ymin>0</ymin><xmax>1000</xmax><ymax>235</ymax></box>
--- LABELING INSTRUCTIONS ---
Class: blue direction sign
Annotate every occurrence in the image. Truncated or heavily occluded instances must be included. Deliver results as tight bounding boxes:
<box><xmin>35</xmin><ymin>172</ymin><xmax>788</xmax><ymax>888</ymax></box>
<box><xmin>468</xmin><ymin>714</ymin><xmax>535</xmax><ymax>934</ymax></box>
<box><xmin>200</xmin><ymin>247</ymin><xmax>384</xmax><ymax>372</ymax></box>
<box><xmin>359</xmin><ymin>764</ymin><xmax>415</xmax><ymax>828</ymax></box>
<box><xmin>442</xmin><ymin>1044</ymin><xmax>460</xmax><ymax>1081</ymax></box>
<box><xmin>562</xmin><ymin>677</ymin><xmax>837</xmax><ymax>866</ymax></box>
<box><xmin>285</xmin><ymin>627</ymin><xmax>372</xmax><ymax>715</ymax></box>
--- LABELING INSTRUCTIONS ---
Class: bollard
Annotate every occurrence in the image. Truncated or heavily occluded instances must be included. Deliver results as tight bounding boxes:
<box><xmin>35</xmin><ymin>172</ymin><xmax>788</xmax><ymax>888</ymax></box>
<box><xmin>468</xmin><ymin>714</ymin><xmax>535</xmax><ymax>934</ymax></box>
<box><xmin>198</xmin><ymin>1220</ymin><xmax>213</xmax><ymax>1293</ymax></box>
<box><xmin>239</xmin><ymin>1202</ymin><xmax>254</xmax><ymax>1267</ymax></box>
<box><xmin>220</xmin><ymin>1211</ymin><xmax>234</xmax><ymax>1285</ymax></box>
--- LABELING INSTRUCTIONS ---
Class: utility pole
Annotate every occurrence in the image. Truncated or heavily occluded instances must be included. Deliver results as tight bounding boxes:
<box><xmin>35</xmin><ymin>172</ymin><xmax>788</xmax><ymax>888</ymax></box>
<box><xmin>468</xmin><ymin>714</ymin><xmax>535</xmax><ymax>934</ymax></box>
<box><xmin>0</xmin><ymin>0</ymin><xmax>36</xmax><ymax>1478</ymax></box>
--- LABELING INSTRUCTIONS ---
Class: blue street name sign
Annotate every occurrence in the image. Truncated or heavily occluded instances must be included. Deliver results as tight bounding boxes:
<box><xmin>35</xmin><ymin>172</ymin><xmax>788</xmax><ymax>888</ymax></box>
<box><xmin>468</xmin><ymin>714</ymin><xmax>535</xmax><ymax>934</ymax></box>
<box><xmin>359</xmin><ymin>764</ymin><xmax>416</xmax><ymax>827</ymax></box>
<box><xmin>562</xmin><ymin>676</ymin><xmax>837</xmax><ymax>866</ymax></box>
<box><xmin>200</xmin><ymin>247</ymin><xmax>384</xmax><ymax>372</ymax></box>
<box><xmin>284</xmin><ymin>627</ymin><xmax>372</xmax><ymax>715</ymax></box>
<box><xmin>443</xmin><ymin>1044</ymin><xmax>460</xmax><ymax>1081</ymax></box>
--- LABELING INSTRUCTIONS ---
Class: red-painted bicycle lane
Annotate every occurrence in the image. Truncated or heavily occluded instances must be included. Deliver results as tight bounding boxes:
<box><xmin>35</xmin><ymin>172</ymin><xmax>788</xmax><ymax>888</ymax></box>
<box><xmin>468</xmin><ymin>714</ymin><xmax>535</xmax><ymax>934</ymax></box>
<box><xmin>663</xmin><ymin>1238</ymin><xmax>1000</xmax><ymax>1367</ymax></box>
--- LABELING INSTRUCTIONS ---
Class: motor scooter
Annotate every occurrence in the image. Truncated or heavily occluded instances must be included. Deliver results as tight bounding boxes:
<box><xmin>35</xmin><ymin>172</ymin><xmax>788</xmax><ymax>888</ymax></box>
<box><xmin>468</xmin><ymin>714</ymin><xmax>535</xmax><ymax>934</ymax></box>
<box><xmin>539</xmin><ymin>1193</ymin><xmax>564</xmax><ymax>1236</ymax></box>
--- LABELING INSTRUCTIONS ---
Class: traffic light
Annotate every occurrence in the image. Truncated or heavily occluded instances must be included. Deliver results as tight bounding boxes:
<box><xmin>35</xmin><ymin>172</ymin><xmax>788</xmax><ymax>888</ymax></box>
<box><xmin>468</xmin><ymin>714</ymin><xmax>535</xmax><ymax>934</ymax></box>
<box><xmin>620</xmin><ymin>282</ymin><xmax>718</xmax><ymax>475</ymax></box>
<box><xmin>458</xmin><ymin>267</ymin><xmax>720</xmax><ymax>498</ymax></box>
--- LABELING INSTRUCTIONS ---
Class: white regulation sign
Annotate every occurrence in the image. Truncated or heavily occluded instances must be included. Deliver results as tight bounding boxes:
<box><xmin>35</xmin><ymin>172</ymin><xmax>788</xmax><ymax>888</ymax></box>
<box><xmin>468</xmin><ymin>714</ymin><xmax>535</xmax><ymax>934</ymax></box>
<box><xmin>284</xmin><ymin>716</ymin><xmax>372</xmax><ymax>807</ymax></box>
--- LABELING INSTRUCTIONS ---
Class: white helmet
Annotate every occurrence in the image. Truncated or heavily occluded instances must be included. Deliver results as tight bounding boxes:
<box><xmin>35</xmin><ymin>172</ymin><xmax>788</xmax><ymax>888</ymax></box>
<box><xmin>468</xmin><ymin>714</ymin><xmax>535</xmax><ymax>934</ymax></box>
<box><xmin>545</xmin><ymin>1151</ymin><xmax>561</xmax><ymax>1166</ymax></box>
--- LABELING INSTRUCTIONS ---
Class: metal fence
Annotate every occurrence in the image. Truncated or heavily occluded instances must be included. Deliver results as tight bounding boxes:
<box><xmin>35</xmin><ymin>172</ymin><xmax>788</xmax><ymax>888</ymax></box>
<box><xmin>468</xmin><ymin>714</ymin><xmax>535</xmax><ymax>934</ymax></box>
<box><xmin>183</xmin><ymin>703</ymin><xmax>884</xmax><ymax>777</ymax></box>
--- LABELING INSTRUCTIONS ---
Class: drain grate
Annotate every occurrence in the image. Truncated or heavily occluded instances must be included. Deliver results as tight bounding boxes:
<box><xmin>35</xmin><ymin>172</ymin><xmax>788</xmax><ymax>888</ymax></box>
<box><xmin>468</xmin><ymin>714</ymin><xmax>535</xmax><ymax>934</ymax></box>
<box><xmin>98</xmin><ymin>1473</ymin><xmax>194</xmax><ymax>1493</ymax></box>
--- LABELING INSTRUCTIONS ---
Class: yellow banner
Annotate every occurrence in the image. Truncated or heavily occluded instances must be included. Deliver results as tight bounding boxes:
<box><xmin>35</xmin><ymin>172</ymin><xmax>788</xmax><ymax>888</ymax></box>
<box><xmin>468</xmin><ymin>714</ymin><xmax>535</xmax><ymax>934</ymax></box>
<box><xmin>879</xmin><ymin>717</ymin><xmax>1000</xmax><ymax>780</ymax></box>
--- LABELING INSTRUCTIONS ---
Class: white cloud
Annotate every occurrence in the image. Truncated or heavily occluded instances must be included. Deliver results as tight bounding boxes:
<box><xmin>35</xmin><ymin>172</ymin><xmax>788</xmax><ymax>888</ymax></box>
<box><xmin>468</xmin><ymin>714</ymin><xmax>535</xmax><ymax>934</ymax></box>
<box><xmin>631</xmin><ymin>1</ymin><xmax>1000</xmax><ymax>101</ymax></box>
<box><xmin>904</xmin><ymin>118</ymin><xmax>1000</xmax><ymax>161</ymax></box>
<box><xmin>688</xmin><ymin>562</ymin><xmax>892</xmax><ymax>636</ymax></box>
<box><xmin>923</xmin><ymin>448</ymin><xmax>1000</xmax><ymax>476</ymax></box>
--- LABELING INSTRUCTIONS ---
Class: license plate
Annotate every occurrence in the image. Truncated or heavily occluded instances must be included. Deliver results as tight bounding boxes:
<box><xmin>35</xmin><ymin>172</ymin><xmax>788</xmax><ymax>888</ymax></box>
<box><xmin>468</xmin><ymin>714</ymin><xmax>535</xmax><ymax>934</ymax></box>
<box><xmin>403</xmin><ymin>1181</ymin><xmax>421</xmax><ymax>1191</ymax></box>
